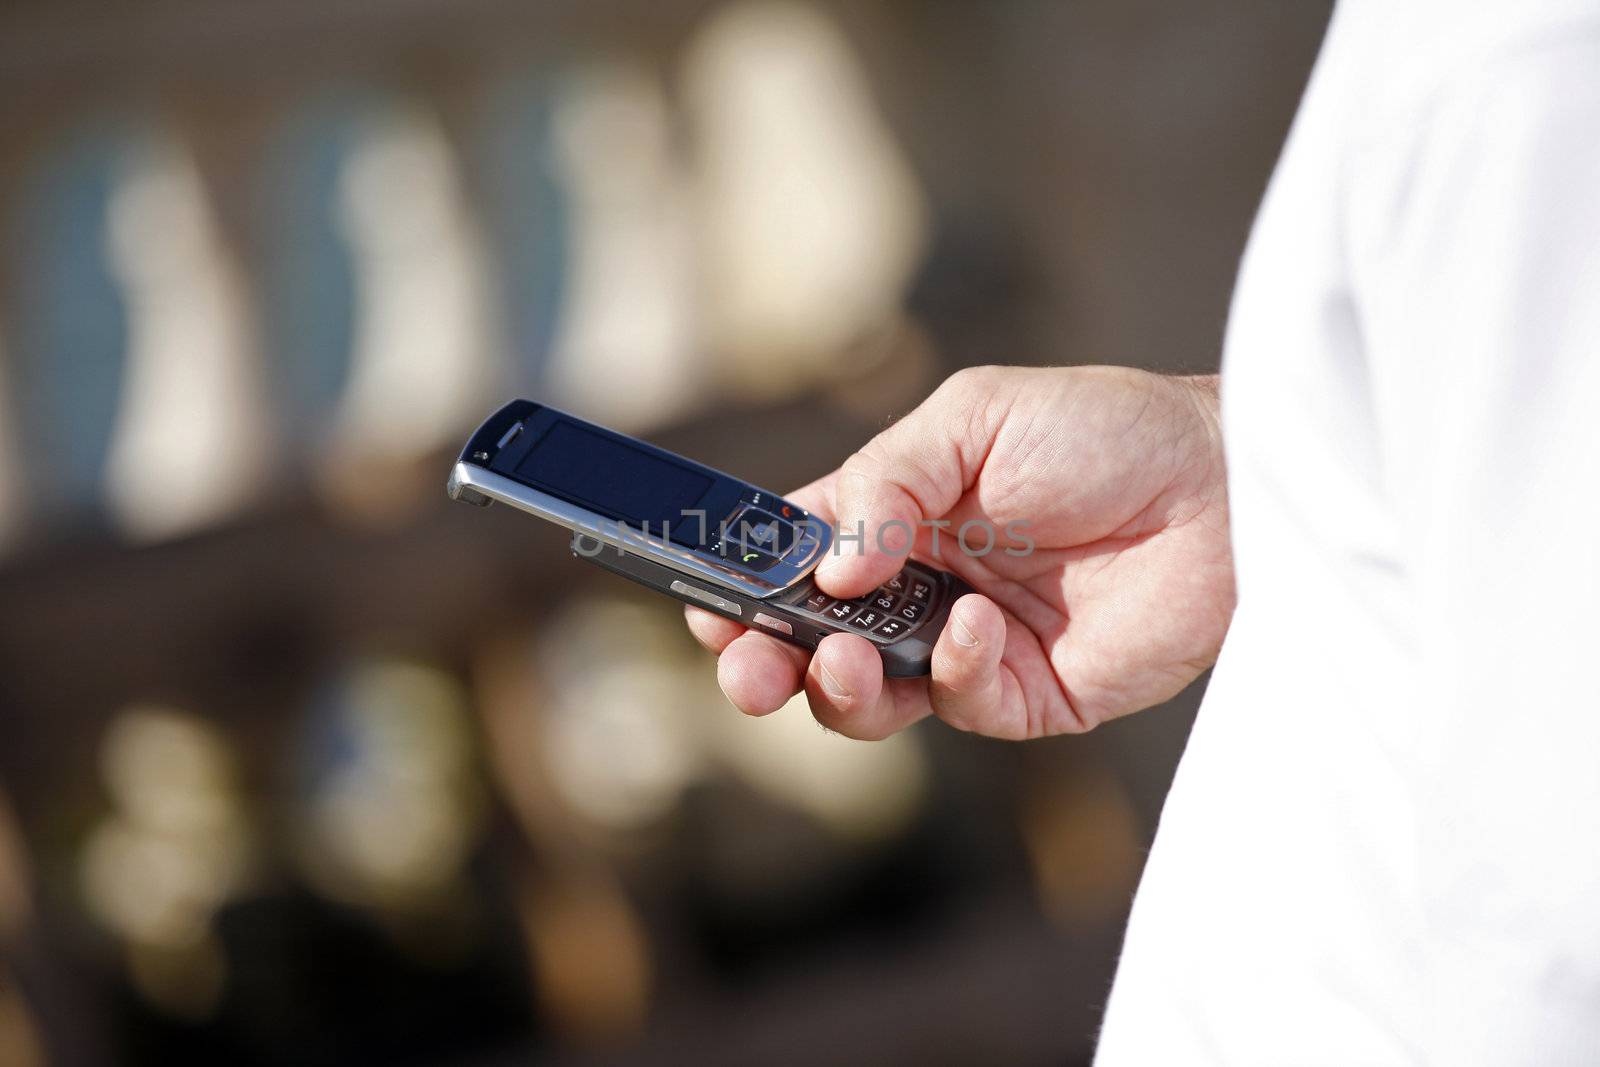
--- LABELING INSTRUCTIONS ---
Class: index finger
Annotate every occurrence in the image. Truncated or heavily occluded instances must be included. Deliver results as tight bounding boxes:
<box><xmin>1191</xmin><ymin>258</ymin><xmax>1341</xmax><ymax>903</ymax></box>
<box><xmin>815</xmin><ymin>370</ymin><xmax>1002</xmax><ymax>598</ymax></box>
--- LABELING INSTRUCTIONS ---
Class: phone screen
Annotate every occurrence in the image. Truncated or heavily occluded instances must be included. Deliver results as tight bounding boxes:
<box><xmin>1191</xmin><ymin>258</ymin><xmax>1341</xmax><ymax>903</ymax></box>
<box><xmin>514</xmin><ymin>419</ymin><xmax>715</xmax><ymax>536</ymax></box>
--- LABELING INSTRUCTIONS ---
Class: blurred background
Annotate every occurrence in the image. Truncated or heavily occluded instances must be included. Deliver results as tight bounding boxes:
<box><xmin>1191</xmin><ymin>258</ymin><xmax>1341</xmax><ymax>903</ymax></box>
<box><xmin>0</xmin><ymin>1</ymin><xmax>1331</xmax><ymax>1063</ymax></box>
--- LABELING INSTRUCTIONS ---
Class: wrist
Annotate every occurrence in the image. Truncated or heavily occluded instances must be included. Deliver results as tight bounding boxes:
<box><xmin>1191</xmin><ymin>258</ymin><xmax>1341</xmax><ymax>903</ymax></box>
<box><xmin>1172</xmin><ymin>373</ymin><xmax>1222</xmax><ymax>435</ymax></box>
<box><xmin>1168</xmin><ymin>372</ymin><xmax>1227</xmax><ymax>494</ymax></box>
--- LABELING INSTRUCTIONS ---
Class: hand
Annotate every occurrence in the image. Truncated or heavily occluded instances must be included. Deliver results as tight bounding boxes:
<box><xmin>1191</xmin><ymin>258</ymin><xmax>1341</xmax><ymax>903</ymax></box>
<box><xmin>686</xmin><ymin>365</ymin><xmax>1235</xmax><ymax>740</ymax></box>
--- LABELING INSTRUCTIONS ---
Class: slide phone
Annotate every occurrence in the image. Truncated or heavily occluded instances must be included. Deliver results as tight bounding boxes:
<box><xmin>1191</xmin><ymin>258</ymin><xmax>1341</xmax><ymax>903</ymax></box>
<box><xmin>447</xmin><ymin>400</ymin><xmax>971</xmax><ymax>677</ymax></box>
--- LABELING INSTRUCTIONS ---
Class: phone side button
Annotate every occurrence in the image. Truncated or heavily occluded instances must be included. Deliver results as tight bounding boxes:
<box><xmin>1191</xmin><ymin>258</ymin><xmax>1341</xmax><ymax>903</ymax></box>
<box><xmin>752</xmin><ymin>612</ymin><xmax>793</xmax><ymax>636</ymax></box>
<box><xmin>669</xmin><ymin>580</ymin><xmax>742</xmax><ymax>616</ymax></box>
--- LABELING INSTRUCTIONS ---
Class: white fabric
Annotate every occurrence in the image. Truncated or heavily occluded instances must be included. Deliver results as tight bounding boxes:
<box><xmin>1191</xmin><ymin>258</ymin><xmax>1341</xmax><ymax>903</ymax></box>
<box><xmin>1098</xmin><ymin>2</ymin><xmax>1600</xmax><ymax>1062</ymax></box>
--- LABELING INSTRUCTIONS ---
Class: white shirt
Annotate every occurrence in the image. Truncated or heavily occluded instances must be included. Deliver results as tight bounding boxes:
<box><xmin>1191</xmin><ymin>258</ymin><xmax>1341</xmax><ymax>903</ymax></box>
<box><xmin>1097</xmin><ymin>2</ymin><xmax>1600</xmax><ymax>1062</ymax></box>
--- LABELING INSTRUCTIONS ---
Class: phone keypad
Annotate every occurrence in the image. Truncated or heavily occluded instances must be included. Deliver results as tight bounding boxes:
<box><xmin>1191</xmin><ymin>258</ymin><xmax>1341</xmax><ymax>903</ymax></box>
<box><xmin>797</xmin><ymin>567</ymin><xmax>942</xmax><ymax>643</ymax></box>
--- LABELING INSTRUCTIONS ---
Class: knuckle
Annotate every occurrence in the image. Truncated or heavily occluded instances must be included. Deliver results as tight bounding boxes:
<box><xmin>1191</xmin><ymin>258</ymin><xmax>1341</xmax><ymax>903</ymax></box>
<box><xmin>835</xmin><ymin>447</ymin><xmax>883</xmax><ymax>497</ymax></box>
<box><xmin>933</xmin><ymin>365</ymin><xmax>1007</xmax><ymax>446</ymax></box>
<box><xmin>941</xmin><ymin>364</ymin><xmax>1002</xmax><ymax>396</ymax></box>
<box><xmin>837</xmin><ymin>444</ymin><xmax>878</xmax><ymax>480</ymax></box>
<box><xmin>805</xmin><ymin>690</ymin><xmax>853</xmax><ymax>733</ymax></box>
<box><xmin>836</xmin><ymin>440</ymin><xmax>919</xmax><ymax>520</ymax></box>
<box><xmin>816</xmin><ymin>710</ymin><xmax>892</xmax><ymax>742</ymax></box>
<box><xmin>931</xmin><ymin>698</ymin><xmax>977</xmax><ymax>735</ymax></box>
<box><xmin>927</xmin><ymin>675</ymin><xmax>973</xmax><ymax>724</ymax></box>
<box><xmin>805</xmin><ymin>683</ymin><xmax>892</xmax><ymax>741</ymax></box>
<box><xmin>934</xmin><ymin>366</ymin><xmax>1011</xmax><ymax>421</ymax></box>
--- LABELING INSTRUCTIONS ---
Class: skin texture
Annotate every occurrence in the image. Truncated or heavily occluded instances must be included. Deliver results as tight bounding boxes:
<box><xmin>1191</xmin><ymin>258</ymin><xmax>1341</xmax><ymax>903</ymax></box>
<box><xmin>685</xmin><ymin>365</ymin><xmax>1235</xmax><ymax>740</ymax></box>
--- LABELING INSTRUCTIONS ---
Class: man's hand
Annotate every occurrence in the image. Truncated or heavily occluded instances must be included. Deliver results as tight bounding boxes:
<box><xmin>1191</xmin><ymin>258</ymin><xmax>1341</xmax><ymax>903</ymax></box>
<box><xmin>686</xmin><ymin>365</ymin><xmax>1234</xmax><ymax>740</ymax></box>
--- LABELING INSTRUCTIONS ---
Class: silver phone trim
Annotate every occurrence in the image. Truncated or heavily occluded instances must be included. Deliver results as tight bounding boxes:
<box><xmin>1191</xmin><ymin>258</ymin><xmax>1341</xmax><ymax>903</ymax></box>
<box><xmin>449</xmin><ymin>462</ymin><xmax>829</xmax><ymax>599</ymax></box>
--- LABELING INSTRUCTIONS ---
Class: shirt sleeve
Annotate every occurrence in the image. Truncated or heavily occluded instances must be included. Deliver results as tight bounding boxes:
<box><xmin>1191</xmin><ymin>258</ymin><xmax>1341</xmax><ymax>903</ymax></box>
<box><xmin>1346</xmin><ymin>34</ymin><xmax>1600</xmax><ymax>1062</ymax></box>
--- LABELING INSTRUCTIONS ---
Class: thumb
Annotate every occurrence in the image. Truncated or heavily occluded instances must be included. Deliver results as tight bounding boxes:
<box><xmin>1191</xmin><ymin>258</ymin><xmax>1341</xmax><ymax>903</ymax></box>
<box><xmin>816</xmin><ymin>368</ymin><xmax>1000</xmax><ymax>597</ymax></box>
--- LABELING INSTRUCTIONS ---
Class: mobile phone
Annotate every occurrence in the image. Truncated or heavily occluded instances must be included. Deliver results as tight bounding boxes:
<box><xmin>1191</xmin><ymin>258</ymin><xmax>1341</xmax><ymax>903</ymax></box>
<box><xmin>447</xmin><ymin>400</ymin><xmax>972</xmax><ymax>677</ymax></box>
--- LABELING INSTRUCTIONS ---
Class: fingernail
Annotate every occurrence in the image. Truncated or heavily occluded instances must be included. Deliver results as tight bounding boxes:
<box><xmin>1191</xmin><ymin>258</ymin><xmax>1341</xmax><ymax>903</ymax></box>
<box><xmin>950</xmin><ymin>614</ymin><xmax>979</xmax><ymax>648</ymax></box>
<box><xmin>818</xmin><ymin>661</ymin><xmax>851</xmax><ymax>700</ymax></box>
